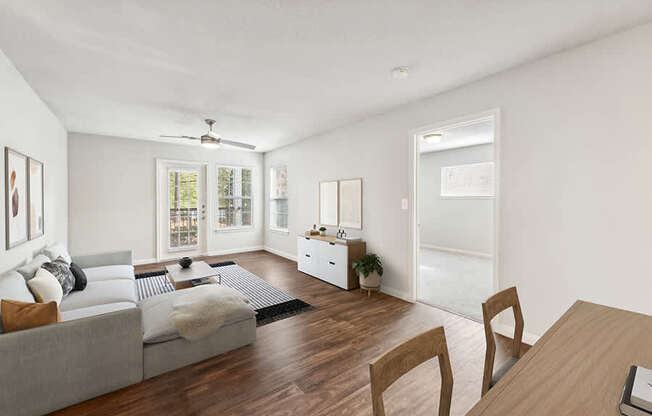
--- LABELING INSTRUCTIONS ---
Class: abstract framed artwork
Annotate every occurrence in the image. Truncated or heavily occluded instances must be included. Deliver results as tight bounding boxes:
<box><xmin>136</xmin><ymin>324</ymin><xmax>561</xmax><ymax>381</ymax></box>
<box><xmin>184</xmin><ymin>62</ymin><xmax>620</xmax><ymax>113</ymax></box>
<box><xmin>5</xmin><ymin>147</ymin><xmax>29</xmax><ymax>249</ymax></box>
<box><xmin>28</xmin><ymin>157</ymin><xmax>44</xmax><ymax>240</ymax></box>
<box><xmin>440</xmin><ymin>162</ymin><xmax>494</xmax><ymax>198</ymax></box>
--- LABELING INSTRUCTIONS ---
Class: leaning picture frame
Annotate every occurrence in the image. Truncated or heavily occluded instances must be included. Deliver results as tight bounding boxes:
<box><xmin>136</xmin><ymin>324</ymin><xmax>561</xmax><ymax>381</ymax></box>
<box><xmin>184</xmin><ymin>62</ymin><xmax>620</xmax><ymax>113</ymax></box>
<box><xmin>28</xmin><ymin>157</ymin><xmax>44</xmax><ymax>240</ymax></box>
<box><xmin>5</xmin><ymin>147</ymin><xmax>29</xmax><ymax>249</ymax></box>
<box><xmin>338</xmin><ymin>178</ymin><xmax>362</xmax><ymax>230</ymax></box>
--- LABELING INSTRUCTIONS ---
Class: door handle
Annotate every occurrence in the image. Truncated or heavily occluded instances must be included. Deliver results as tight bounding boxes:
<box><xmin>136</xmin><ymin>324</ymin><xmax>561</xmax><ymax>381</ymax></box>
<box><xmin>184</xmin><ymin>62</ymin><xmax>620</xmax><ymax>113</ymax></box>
<box><xmin>305</xmin><ymin>254</ymin><xmax>311</xmax><ymax>258</ymax></box>
<box><xmin>329</xmin><ymin>242</ymin><xmax>335</xmax><ymax>246</ymax></box>
<box><xmin>305</xmin><ymin>237</ymin><xmax>310</xmax><ymax>240</ymax></box>
<box><xmin>329</xmin><ymin>261</ymin><xmax>335</xmax><ymax>265</ymax></box>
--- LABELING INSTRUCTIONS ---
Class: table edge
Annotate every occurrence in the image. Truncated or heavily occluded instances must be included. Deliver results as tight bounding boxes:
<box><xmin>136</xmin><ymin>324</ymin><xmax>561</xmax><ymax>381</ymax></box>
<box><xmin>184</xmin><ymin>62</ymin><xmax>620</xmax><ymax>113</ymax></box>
<box><xmin>465</xmin><ymin>300</ymin><xmax>586</xmax><ymax>415</ymax></box>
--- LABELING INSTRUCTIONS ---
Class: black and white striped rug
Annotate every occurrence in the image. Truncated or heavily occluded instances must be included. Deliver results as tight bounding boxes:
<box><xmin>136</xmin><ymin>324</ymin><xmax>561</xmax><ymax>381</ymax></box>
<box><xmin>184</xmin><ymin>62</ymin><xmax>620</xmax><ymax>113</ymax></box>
<box><xmin>135</xmin><ymin>261</ymin><xmax>313</xmax><ymax>326</ymax></box>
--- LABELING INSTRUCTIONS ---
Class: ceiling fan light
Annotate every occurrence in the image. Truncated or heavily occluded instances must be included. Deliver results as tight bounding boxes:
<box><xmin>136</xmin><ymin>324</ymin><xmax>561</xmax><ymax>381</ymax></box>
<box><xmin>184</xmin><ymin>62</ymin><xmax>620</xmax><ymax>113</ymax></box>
<box><xmin>201</xmin><ymin>135</ymin><xmax>220</xmax><ymax>148</ymax></box>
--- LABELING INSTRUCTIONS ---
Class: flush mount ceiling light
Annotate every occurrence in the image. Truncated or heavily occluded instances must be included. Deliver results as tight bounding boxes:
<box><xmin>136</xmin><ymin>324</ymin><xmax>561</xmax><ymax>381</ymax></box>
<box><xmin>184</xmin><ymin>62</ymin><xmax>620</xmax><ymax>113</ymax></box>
<box><xmin>391</xmin><ymin>66</ymin><xmax>409</xmax><ymax>80</ymax></box>
<box><xmin>422</xmin><ymin>132</ymin><xmax>443</xmax><ymax>143</ymax></box>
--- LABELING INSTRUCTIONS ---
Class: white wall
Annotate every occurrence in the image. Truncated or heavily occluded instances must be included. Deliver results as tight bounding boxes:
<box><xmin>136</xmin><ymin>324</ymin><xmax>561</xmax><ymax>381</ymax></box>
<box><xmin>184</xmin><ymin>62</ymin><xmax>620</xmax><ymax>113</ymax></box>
<box><xmin>264</xmin><ymin>22</ymin><xmax>652</xmax><ymax>338</ymax></box>
<box><xmin>419</xmin><ymin>144</ymin><xmax>494</xmax><ymax>255</ymax></box>
<box><xmin>0</xmin><ymin>50</ymin><xmax>68</xmax><ymax>273</ymax></box>
<box><xmin>68</xmin><ymin>134</ymin><xmax>264</xmax><ymax>263</ymax></box>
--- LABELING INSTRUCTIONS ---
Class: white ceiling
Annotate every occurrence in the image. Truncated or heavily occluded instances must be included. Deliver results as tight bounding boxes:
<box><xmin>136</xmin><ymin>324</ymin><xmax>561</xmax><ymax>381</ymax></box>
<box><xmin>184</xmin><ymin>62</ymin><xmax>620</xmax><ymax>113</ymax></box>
<box><xmin>1</xmin><ymin>1</ymin><xmax>652</xmax><ymax>152</ymax></box>
<box><xmin>419</xmin><ymin>118</ymin><xmax>493</xmax><ymax>154</ymax></box>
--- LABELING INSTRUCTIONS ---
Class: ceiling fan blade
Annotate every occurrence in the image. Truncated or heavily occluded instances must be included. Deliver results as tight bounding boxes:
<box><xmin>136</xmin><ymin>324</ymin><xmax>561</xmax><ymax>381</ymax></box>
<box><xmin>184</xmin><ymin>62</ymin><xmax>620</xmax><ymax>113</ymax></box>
<box><xmin>160</xmin><ymin>135</ymin><xmax>200</xmax><ymax>140</ymax></box>
<box><xmin>219</xmin><ymin>139</ymin><xmax>256</xmax><ymax>150</ymax></box>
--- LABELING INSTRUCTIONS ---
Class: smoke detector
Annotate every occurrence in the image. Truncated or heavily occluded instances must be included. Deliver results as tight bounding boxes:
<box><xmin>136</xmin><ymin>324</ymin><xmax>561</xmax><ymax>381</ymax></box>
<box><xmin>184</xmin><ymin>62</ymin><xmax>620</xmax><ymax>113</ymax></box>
<box><xmin>391</xmin><ymin>66</ymin><xmax>409</xmax><ymax>80</ymax></box>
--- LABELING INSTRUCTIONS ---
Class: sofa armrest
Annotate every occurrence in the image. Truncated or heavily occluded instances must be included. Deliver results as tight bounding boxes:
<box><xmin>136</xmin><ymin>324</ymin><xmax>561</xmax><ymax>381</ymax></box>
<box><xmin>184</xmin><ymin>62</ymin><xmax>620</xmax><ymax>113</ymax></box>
<box><xmin>71</xmin><ymin>249</ymin><xmax>134</xmax><ymax>268</ymax></box>
<box><xmin>0</xmin><ymin>307</ymin><xmax>143</xmax><ymax>416</ymax></box>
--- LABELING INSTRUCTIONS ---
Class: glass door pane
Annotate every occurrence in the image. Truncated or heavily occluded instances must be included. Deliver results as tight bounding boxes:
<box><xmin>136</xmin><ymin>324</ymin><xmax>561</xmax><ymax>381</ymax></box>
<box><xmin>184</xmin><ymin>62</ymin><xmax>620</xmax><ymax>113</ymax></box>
<box><xmin>168</xmin><ymin>169</ymin><xmax>199</xmax><ymax>250</ymax></box>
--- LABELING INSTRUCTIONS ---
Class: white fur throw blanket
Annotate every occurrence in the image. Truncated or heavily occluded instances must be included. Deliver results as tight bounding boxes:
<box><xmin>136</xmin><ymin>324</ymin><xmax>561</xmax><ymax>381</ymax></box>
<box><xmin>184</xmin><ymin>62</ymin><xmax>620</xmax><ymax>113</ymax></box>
<box><xmin>170</xmin><ymin>284</ymin><xmax>252</xmax><ymax>341</ymax></box>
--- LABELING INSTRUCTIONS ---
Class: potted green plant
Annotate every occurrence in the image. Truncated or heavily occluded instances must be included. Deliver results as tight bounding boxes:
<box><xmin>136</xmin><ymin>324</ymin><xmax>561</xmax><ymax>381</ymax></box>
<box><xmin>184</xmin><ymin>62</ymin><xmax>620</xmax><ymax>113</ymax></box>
<box><xmin>352</xmin><ymin>254</ymin><xmax>383</xmax><ymax>295</ymax></box>
<box><xmin>319</xmin><ymin>226</ymin><xmax>327</xmax><ymax>236</ymax></box>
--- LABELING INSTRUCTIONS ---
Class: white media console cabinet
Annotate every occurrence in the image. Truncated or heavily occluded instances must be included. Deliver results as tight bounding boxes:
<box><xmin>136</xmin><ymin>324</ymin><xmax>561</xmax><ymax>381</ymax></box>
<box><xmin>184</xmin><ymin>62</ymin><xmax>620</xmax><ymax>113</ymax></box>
<box><xmin>296</xmin><ymin>235</ymin><xmax>366</xmax><ymax>290</ymax></box>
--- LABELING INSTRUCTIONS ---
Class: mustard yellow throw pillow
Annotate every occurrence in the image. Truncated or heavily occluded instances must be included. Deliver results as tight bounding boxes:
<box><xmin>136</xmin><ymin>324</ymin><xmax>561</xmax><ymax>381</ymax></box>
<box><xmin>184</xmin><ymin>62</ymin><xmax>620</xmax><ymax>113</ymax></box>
<box><xmin>1</xmin><ymin>299</ymin><xmax>61</xmax><ymax>333</ymax></box>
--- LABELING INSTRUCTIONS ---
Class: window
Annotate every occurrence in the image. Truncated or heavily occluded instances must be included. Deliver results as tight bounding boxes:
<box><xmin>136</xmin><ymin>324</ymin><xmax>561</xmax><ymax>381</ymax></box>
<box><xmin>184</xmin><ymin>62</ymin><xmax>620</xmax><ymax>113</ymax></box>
<box><xmin>269</xmin><ymin>166</ymin><xmax>288</xmax><ymax>232</ymax></box>
<box><xmin>217</xmin><ymin>166</ymin><xmax>253</xmax><ymax>229</ymax></box>
<box><xmin>168</xmin><ymin>169</ymin><xmax>199</xmax><ymax>248</ymax></box>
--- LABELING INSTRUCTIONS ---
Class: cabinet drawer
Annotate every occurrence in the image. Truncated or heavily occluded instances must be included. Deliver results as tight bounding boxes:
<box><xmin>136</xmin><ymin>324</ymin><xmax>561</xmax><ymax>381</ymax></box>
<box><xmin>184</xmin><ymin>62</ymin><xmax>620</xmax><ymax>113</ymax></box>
<box><xmin>318</xmin><ymin>242</ymin><xmax>348</xmax><ymax>288</ymax></box>
<box><xmin>297</xmin><ymin>237</ymin><xmax>319</xmax><ymax>275</ymax></box>
<box><xmin>318</xmin><ymin>241</ymin><xmax>347</xmax><ymax>264</ymax></box>
<box><xmin>322</xmin><ymin>256</ymin><xmax>348</xmax><ymax>288</ymax></box>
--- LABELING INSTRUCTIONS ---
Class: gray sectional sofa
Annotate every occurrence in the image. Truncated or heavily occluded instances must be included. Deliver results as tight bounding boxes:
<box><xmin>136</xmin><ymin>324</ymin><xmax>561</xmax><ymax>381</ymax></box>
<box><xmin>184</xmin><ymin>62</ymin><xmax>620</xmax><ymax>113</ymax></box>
<box><xmin>0</xmin><ymin>249</ymin><xmax>256</xmax><ymax>416</ymax></box>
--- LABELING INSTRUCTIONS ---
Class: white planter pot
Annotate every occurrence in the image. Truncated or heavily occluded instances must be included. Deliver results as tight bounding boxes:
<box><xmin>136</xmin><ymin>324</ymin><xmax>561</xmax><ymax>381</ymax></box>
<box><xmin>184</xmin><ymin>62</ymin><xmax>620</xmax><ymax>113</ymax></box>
<box><xmin>359</xmin><ymin>270</ymin><xmax>381</xmax><ymax>290</ymax></box>
<box><xmin>319</xmin><ymin>231</ymin><xmax>326</xmax><ymax>236</ymax></box>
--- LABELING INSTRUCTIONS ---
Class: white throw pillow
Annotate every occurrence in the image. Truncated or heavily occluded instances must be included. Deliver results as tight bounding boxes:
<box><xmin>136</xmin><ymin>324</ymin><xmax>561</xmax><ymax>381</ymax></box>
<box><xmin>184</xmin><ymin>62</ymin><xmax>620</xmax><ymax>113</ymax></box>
<box><xmin>42</xmin><ymin>243</ymin><xmax>72</xmax><ymax>264</ymax></box>
<box><xmin>27</xmin><ymin>268</ymin><xmax>63</xmax><ymax>305</ymax></box>
<box><xmin>15</xmin><ymin>254</ymin><xmax>51</xmax><ymax>280</ymax></box>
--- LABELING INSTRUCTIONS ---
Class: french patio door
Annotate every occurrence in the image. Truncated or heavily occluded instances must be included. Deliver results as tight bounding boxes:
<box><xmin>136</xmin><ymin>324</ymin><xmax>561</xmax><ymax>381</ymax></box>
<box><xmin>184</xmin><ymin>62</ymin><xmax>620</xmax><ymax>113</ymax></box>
<box><xmin>157</xmin><ymin>160</ymin><xmax>207</xmax><ymax>261</ymax></box>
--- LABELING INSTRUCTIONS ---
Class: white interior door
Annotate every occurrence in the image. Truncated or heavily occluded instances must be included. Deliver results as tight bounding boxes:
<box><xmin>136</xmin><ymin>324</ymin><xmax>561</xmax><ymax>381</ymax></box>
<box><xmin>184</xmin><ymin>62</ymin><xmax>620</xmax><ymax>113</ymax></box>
<box><xmin>157</xmin><ymin>160</ymin><xmax>207</xmax><ymax>261</ymax></box>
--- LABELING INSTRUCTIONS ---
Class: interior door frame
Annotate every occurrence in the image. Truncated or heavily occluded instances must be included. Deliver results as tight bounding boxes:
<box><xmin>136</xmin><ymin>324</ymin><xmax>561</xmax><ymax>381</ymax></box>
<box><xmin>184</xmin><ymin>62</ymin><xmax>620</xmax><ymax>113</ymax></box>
<box><xmin>408</xmin><ymin>108</ymin><xmax>501</xmax><ymax>303</ymax></box>
<box><xmin>156</xmin><ymin>158</ymin><xmax>209</xmax><ymax>262</ymax></box>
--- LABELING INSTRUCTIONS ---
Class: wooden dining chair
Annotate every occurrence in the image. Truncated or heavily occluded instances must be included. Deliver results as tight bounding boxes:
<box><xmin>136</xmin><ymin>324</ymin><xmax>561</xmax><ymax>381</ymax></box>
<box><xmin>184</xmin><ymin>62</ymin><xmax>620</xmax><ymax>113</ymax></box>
<box><xmin>369</xmin><ymin>326</ymin><xmax>453</xmax><ymax>416</ymax></box>
<box><xmin>481</xmin><ymin>286</ymin><xmax>524</xmax><ymax>397</ymax></box>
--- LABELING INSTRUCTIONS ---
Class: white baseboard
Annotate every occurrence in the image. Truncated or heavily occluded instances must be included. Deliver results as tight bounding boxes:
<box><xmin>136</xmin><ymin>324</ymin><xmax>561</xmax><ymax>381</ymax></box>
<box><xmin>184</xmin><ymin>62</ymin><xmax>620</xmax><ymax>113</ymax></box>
<box><xmin>264</xmin><ymin>246</ymin><xmax>297</xmax><ymax>262</ymax></box>
<box><xmin>380</xmin><ymin>285</ymin><xmax>413</xmax><ymax>302</ymax></box>
<box><xmin>420</xmin><ymin>244</ymin><xmax>493</xmax><ymax>259</ymax></box>
<box><xmin>493</xmin><ymin>322</ymin><xmax>540</xmax><ymax>346</ymax></box>
<box><xmin>202</xmin><ymin>246</ymin><xmax>264</xmax><ymax>257</ymax></box>
<box><xmin>134</xmin><ymin>258</ymin><xmax>157</xmax><ymax>266</ymax></box>
<box><xmin>146</xmin><ymin>246</ymin><xmax>265</xmax><ymax>265</ymax></box>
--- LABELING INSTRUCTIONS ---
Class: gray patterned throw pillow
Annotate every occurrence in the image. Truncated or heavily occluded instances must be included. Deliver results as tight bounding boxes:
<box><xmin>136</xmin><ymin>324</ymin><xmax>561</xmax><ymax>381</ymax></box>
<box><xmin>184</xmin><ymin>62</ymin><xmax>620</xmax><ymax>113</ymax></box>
<box><xmin>41</xmin><ymin>256</ymin><xmax>75</xmax><ymax>296</ymax></box>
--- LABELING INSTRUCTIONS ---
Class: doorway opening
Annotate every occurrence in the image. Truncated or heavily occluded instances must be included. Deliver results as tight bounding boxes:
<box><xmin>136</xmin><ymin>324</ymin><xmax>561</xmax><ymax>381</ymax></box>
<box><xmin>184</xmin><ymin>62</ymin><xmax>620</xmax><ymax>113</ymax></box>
<box><xmin>411</xmin><ymin>110</ymin><xmax>499</xmax><ymax>322</ymax></box>
<box><xmin>156</xmin><ymin>159</ymin><xmax>208</xmax><ymax>261</ymax></box>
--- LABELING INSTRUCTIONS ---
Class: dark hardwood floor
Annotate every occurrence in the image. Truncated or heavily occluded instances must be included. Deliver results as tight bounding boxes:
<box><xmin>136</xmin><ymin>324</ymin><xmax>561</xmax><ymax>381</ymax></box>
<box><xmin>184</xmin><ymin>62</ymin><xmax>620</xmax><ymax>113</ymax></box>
<box><xmin>51</xmin><ymin>250</ymin><xmax>528</xmax><ymax>416</ymax></box>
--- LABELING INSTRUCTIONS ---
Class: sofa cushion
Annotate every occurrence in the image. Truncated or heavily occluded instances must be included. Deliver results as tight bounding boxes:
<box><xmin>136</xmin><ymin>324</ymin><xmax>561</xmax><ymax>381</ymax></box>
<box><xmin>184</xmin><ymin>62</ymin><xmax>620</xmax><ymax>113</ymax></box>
<box><xmin>15</xmin><ymin>254</ymin><xmax>51</xmax><ymax>280</ymax></box>
<box><xmin>83</xmin><ymin>265</ymin><xmax>135</xmax><ymax>283</ymax></box>
<box><xmin>61</xmin><ymin>302</ymin><xmax>135</xmax><ymax>322</ymax></box>
<box><xmin>41</xmin><ymin>243</ymin><xmax>72</xmax><ymax>264</ymax></box>
<box><xmin>139</xmin><ymin>290</ymin><xmax>255</xmax><ymax>344</ymax></box>
<box><xmin>27</xmin><ymin>268</ymin><xmax>64</xmax><ymax>305</ymax></box>
<box><xmin>59</xmin><ymin>280</ymin><xmax>137</xmax><ymax>312</ymax></box>
<box><xmin>140</xmin><ymin>292</ymin><xmax>179</xmax><ymax>344</ymax></box>
<box><xmin>0</xmin><ymin>270</ymin><xmax>36</xmax><ymax>333</ymax></box>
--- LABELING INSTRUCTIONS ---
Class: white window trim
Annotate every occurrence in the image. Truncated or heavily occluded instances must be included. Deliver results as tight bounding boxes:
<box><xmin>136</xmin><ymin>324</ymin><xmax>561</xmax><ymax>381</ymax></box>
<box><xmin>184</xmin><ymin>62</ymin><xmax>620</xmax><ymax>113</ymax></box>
<box><xmin>269</xmin><ymin>165</ymin><xmax>288</xmax><ymax>233</ymax></box>
<box><xmin>215</xmin><ymin>164</ymin><xmax>255</xmax><ymax>231</ymax></box>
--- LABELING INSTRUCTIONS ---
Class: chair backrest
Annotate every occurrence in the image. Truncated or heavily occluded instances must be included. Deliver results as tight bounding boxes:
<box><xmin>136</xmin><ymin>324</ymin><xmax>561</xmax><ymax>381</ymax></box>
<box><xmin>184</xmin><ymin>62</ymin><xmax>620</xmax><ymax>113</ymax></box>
<box><xmin>481</xmin><ymin>286</ymin><xmax>524</xmax><ymax>396</ymax></box>
<box><xmin>369</xmin><ymin>326</ymin><xmax>453</xmax><ymax>416</ymax></box>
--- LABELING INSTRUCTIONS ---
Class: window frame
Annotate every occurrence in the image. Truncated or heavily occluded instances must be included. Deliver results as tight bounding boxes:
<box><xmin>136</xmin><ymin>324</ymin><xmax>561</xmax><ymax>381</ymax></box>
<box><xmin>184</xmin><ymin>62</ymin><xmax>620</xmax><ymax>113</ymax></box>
<box><xmin>215</xmin><ymin>164</ymin><xmax>255</xmax><ymax>232</ymax></box>
<box><xmin>269</xmin><ymin>165</ymin><xmax>289</xmax><ymax>233</ymax></box>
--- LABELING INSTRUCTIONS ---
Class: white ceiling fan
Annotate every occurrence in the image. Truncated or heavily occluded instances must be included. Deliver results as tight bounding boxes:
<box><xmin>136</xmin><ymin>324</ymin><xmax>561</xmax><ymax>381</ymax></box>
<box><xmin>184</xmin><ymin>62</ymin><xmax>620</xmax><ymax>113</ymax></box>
<box><xmin>160</xmin><ymin>119</ymin><xmax>256</xmax><ymax>150</ymax></box>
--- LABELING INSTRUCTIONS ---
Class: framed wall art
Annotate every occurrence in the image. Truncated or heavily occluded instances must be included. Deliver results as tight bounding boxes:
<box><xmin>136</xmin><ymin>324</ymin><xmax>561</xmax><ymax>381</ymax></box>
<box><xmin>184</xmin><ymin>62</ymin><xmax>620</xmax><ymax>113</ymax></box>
<box><xmin>5</xmin><ymin>147</ymin><xmax>29</xmax><ymax>249</ymax></box>
<box><xmin>28</xmin><ymin>157</ymin><xmax>44</xmax><ymax>240</ymax></box>
<box><xmin>339</xmin><ymin>178</ymin><xmax>362</xmax><ymax>230</ymax></box>
<box><xmin>441</xmin><ymin>162</ymin><xmax>494</xmax><ymax>198</ymax></box>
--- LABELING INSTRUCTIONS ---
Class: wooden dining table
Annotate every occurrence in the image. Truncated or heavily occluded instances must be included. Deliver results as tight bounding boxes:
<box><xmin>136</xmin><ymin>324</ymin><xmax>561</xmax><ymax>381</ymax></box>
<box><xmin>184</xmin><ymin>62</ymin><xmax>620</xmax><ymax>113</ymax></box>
<box><xmin>466</xmin><ymin>300</ymin><xmax>652</xmax><ymax>415</ymax></box>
